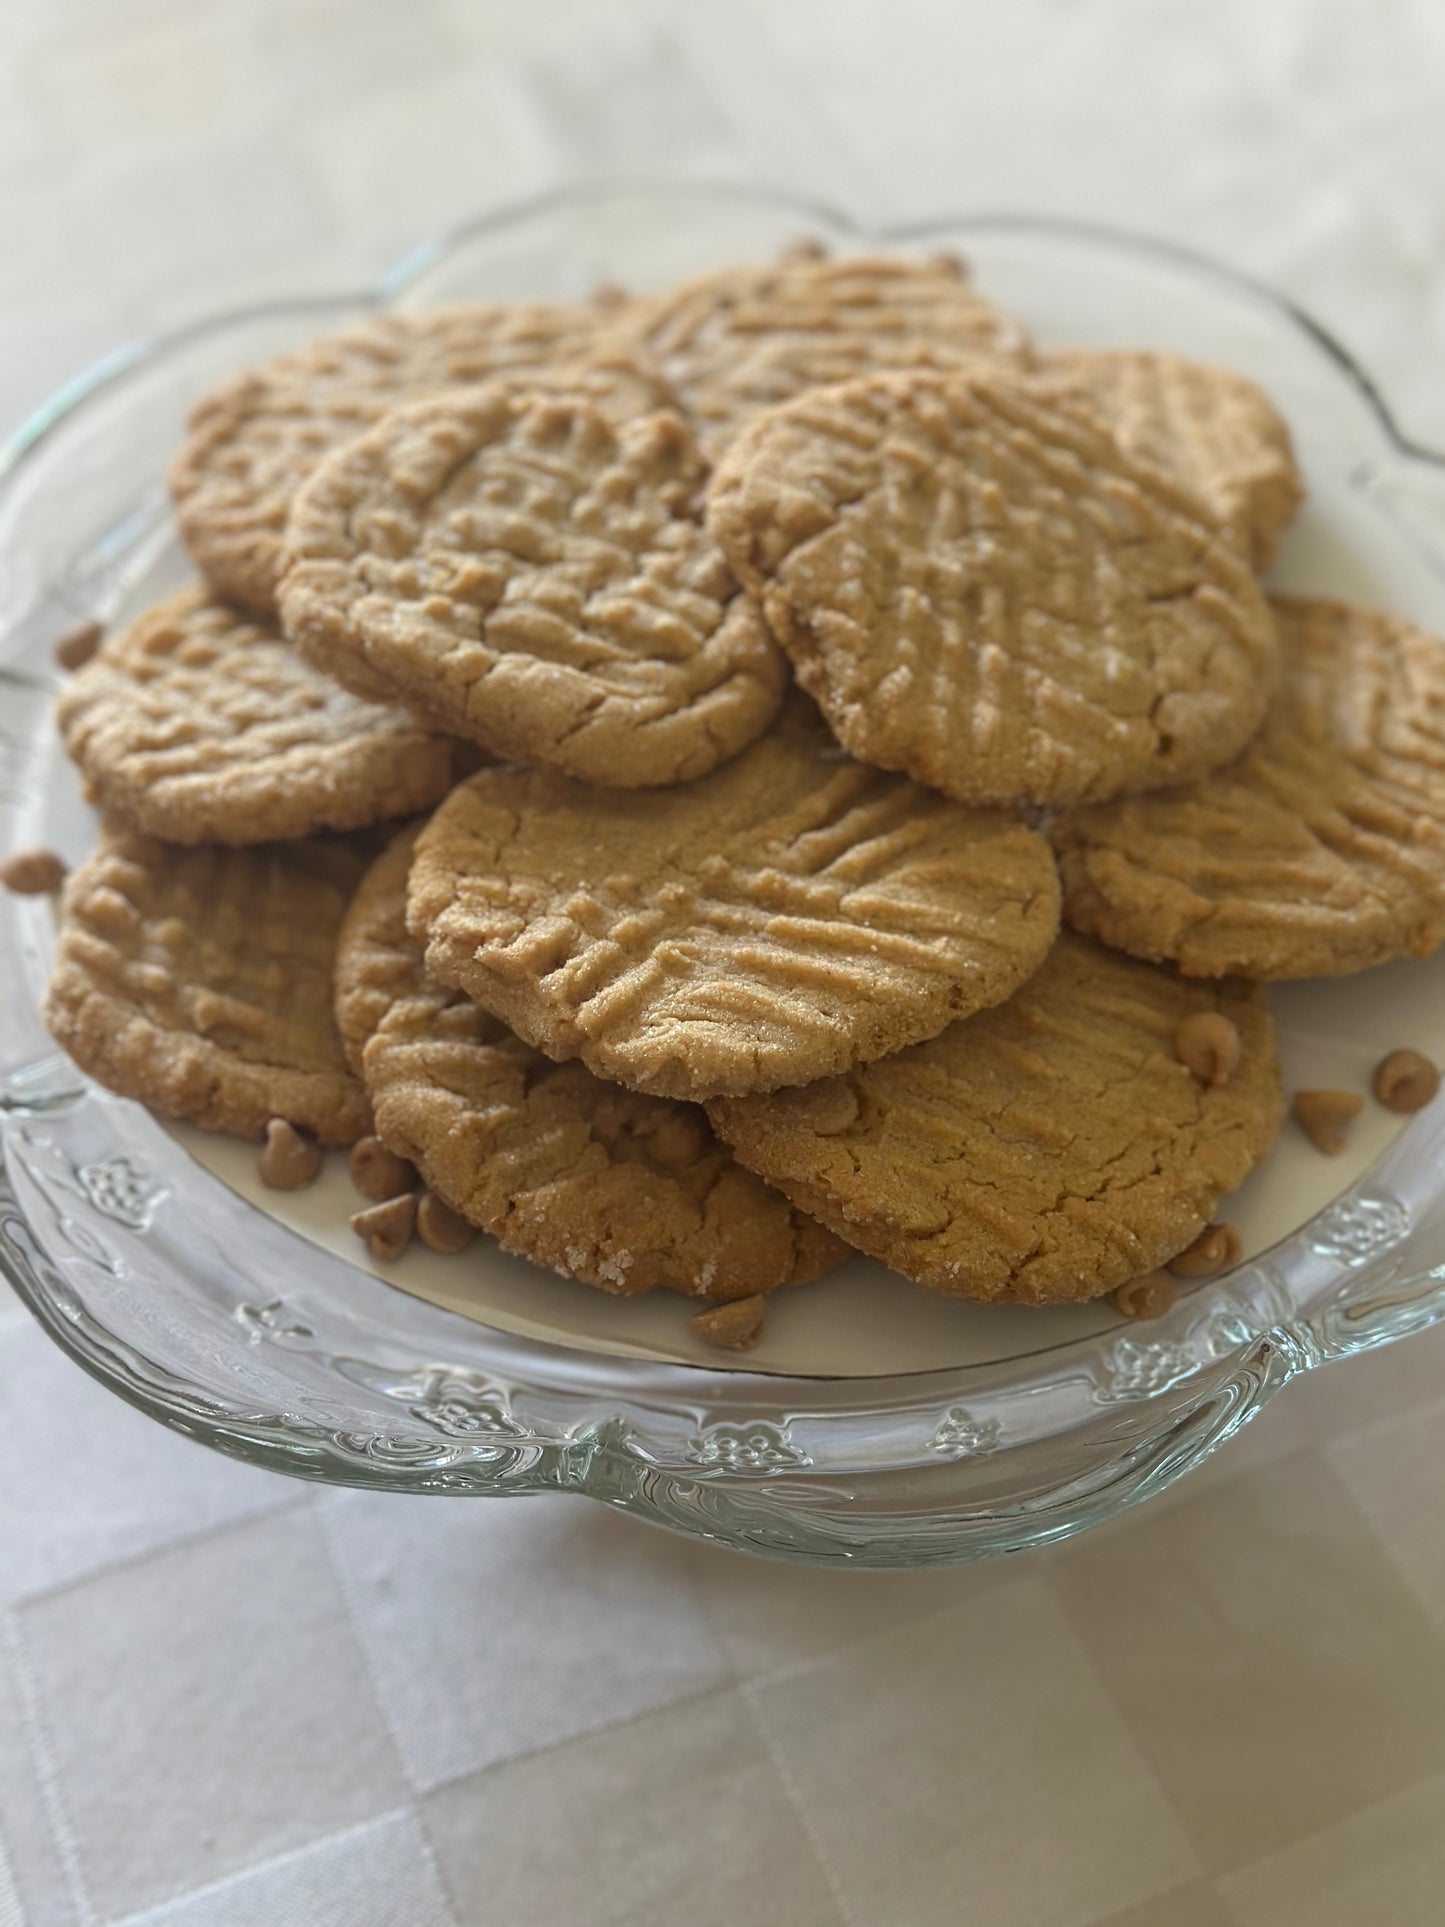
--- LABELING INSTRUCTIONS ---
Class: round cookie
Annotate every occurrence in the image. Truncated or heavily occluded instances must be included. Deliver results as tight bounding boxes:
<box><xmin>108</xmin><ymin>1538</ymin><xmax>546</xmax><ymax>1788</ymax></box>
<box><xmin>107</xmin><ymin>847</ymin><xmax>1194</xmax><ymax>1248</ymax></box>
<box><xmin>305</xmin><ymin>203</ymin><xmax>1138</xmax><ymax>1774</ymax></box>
<box><xmin>1052</xmin><ymin>595</ymin><xmax>1445</xmax><ymax>978</ymax></box>
<box><xmin>45</xmin><ymin>823</ymin><xmax>372</xmax><ymax>1144</ymax></box>
<box><xmin>1039</xmin><ymin>348</ymin><xmax>1303</xmax><ymax>570</ymax></box>
<box><xmin>707</xmin><ymin>368</ymin><xmax>1279</xmax><ymax>808</ymax></box>
<box><xmin>279</xmin><ymin>383</ymin><xmax>786</xmax><ymax>787</ymax></box>
<box><xmin>171</xmin><ymin>304</ymin><xmax>663</xmax><ymax>614</ymax></box>
<box><xmin>57</xmin><ymin>585</ymin><xmax>474</xmax><ymax>846</ymax></box>
<box><xmin>406</xmin><ymin>692</ymin><xmax>1062</xmax><ymax>1102</ymax></box>
<box><xmin>707</xmin><ymin>933</ymin><xmax>1283</xmax><ymax>1305</ymax></box>
<box><xmin>618</xmin><ymin>248</ymin><xmax>1030</xmax><ymax>454</ymax></box>
<box><xmin>337</xmin><ymin>828</ymin><xmax>846</xmax><ymax>1299</ymax></box>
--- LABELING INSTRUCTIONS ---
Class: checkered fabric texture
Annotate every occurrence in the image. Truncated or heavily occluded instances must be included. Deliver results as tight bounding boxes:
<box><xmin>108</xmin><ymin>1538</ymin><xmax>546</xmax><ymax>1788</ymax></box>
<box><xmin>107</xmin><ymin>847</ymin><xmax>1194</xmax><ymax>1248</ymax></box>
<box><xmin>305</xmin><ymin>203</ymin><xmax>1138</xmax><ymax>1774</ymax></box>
<box><xmin>6</xmin><ymin>3</ymin><xmax>1445</xmax><ymax>1921</ymax></box>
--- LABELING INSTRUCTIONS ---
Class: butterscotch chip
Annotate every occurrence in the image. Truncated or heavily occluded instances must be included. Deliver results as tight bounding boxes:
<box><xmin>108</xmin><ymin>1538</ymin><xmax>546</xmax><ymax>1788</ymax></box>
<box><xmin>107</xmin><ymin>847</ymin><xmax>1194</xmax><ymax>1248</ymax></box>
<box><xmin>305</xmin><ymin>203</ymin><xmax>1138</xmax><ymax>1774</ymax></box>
<box><xmin>55</xmin><ymin>619</ymin><xmax>103</xmax><ymax>671</ymax></box>
<box><xmin>1112</xmin><ymin>1271</ymin><xmax>1177</xmax><ymax>1320</ymax></box>
<box><xmin>1054</xmin><ymin>597</ymin><xmax>1445</xmax><ymax>977</ymax></box>
<box><xmin>707</xmin><ymin>935</ymin><xmax>1283</xmax><ymax>1306</ymax></box>
<box><xmin>258</xmin><ymin>1117</ymin><xmax>323</xmax><ymax>1190</ymax></box>
<box><xmin>1372</xmin><ymin>1048</ymin><xmax>1440</xmax><ymax>1114</ymax></box>
<box><xmin>691</xmin><ymin>1295</ymin><xmax>768</xmax><ymax>1350</ymax></box>
<box><xmin>1</xmin><ymin>848</ymin><xmax>67</xmax><ymax>895</ymax></box>
<box><xmin>280</xmin><ymin>383</ymin><xmax>785</xmax><ymax>788</ymax></box>
<box><xmin>351</xmin><ymin>1192</ymin><xmax>416</xmax><ymax>1263</ymax></box>
<box><xmin>171</xmin><ymin>304</ymin><xmax>660</xmax><ymax>614</ymax></box>
<box><xmin>43</xmin><ymin>823</ymin><xmax>371</xmax><ymax>1144</ymax></box>
<box><xmin>407</xmin><ymin>693</ymin><xmax>1061</xmax><ymax>1101</ymax></box>
<box><xmin>348</xmin><ymin>1134</ymin><xmax>416</xmax><ymax>1202</ymax></box>
<box><xmin>708</xmin><ymin>369</ymin><xmax>1277</xmax><ymax>808</ymax></box>
<box><xmin>619</xmin><ymin>251</ymin><xmax>1030</xmax><ymax>454</ymax></box>
<box><xmin>57</xmin><ymin>585</ymin><xmax>473</xmax><ymax>846</ymax></box>
<box><xmin>334</xmin><ymin>829</ymin><xmax>846</xmax><ymax>1299</ymax></box>
<box><xmin>1292</xmin><ymin>1089</ymin><xmax>1364</xmax><ymax>1155</ymax></box>
<box><xmin>415</xmin><ymin>1191</ymin><xmax>476</xmax><ymax>1254</ymax></box>
<box><xmin>1039</xmin><ymin>349</ymin><xmax>1303</xmax><ymax>569</ymax></box>
<box><xmin>1166</xmin><ymin>1221</ymin><xmax>1243</xmax><ymax>1279</ymax></box>
<box><xmin>1174</xmin><ymin>1011</ymin><xmax>1242</xmax><ymax>1086</ymax></box>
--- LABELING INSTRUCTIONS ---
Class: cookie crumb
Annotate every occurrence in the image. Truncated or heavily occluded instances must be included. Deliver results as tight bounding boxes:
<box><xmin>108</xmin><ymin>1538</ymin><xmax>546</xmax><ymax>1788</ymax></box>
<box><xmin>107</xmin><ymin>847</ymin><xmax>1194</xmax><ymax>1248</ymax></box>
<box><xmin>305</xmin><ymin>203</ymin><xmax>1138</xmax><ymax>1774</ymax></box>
<box><xmin>54</xmin><ymin>619</ymin><xmax>103</xmax><ymax>671</ymax></box>
<box><xmin>350</xmin><ymin>1192</ymin><xmax>416</xmax><ymax>1262</ymax></box>
<box><xmin>691</xmin><ymin>1294</ymin><xmax>768</xmax><ymax>1350</ymax></box>
<box><xmin>1174</xmin><ymin>1011</ymin><xmax>1242</xmax><ymax>1086</ymax></box>
<box><xmin>590</xmin><ymin>280</ymin><xmax>629</xmax><ymax>311</ymax></box>
<box><xmin>780</xmin><ymin>237</ymin><xmax>828</xmax><ymax>262</ymax></box>
<box><xmin>258</xmin><ymin>1118</ymin><xmax>322</xmax><ymax>1190</ymax></box>
<box><xmin>1167</xmin><ymin>1222</ymin><xmax>1242</xmax><ymax>1279</ymax></box>
<box><xmin>416</xmin><ymin>1191</ymin><xmax>476</xmax><ymax>1254</ymax></box>
<box><xmin>1293</xmin><ymin>1088</ymin><xmax>1364</xmax><ymax>1155</ymax></box>
<box><xmin>1112</xmin><ymin>1271</ymin><xmax>1177</xmax><ymax>1319</ymax></box>
<box><xmin>1372</xmin><ymin>1048</ymin><xmax>1440</xmax><ymax>1114</ymax></box>
<box><xmin>1</xmin><ymin>848</ymin><xmax>67</xmax><ymax>895</ymax></box>
<box><xmin>349</xmin><ymin>1135</ymin><xmax>416</xmax><ymax>1201</ymax></box>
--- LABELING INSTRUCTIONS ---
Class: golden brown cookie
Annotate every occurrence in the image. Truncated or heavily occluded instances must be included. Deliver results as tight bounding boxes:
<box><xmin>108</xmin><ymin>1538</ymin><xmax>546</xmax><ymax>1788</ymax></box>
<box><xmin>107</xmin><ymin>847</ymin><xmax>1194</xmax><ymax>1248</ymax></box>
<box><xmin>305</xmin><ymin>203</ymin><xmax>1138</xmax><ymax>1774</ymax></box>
<box><xmin>280</xmin><ymin>383</ymin><xmax>786</xmax><ymax>787</ymax></box>
<box><xmin>1052</xmin><ymin>595</ymin><xmax>1445</xmax><ymax>977</ymax></box>
<box><xmin>707</xmin><ymin>934</ymin><xmax>1283</xmax><ymax>1305</ymax></box>
<box><xmin>56</xmin><ymin>585</ymin><xmax>473</xmax><ymax>846</ymax></box>
<box><xmin>708</xmin><ymin>369</ymin><xmax>1278</xmax><ymax>808</ymax></box>
<box><xmin>45</xmin><ymin>823</ymin><xmax>371</xmax><ymax>1144</ymax></box>
<box><xmin>337</xmin><ymin>828</ymin><xmax>846</xmax><ymax>1299</ymax></box>
<box><xmin>407</xmin><ymin>693</ymin><xmax>1061</xmax><ymax>1102</ymax></box>
<box><xmin>171</xmin><ymin>304</ymin><xmax>662</xmax><ymax>614</ymax></box>
<box><xmin>1039</xmin><ymin>348</ymin><xmax>1303</xmax><ymax>569</ymax></box>
<box><xmin>619</xmin><ymin>249</ymin><xmax>1030</xmax><ymax>453</ymax></box>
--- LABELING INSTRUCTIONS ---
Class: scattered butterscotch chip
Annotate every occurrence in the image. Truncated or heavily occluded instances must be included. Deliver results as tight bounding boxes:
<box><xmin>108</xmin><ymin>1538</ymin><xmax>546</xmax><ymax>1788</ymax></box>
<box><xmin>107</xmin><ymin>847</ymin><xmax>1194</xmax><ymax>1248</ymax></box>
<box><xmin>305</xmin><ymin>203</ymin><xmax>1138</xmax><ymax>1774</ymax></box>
<box><xmin>1372</xmin><ymin>1048</ymin><xmax>1440</xmax><ymax>1115</ymax></box>
<box><xmin>1174</xmin><ymin>1011</ymin><xmax>1242</xmax><ymax>1087</ymax></box>
<box><xmin>1</xmin><ymin>848</ymin><xmax>67</xmax><ymax>895</ymax></box>
<box><xmin>257</xmin><ymin>1117</ymin><xmax>322</xmax><ymax>1191</ymax></box>
<box><xmin>350</xmin><ymin>1192</ymin><xmax>416</xmax><ymax>1263</ymax></box>
<box><xmin>54</xmin><ymin>618</ymin><xmax>103</xmax><ymax>671</ymax></box>
<box><xmin>348</xmin><ymin>1134</ymin><xmax>416</xmax><ymax>1202</ymax></box>
<box><xmin>691</xmin><ymin>1294</ymin><xmax>768</xmax><ymax>1350</ymax></box>
<box><xmin>1293</xmin><ymin>1088</ymin><xmax>1364</xmax><ymax>1155</ymax></box>
<box><xmin>1112</xmin><ymin>1271</ymin><xmax>1177</xmax><ymax>1320</ymax></box>
<box><xmin>1167</xmin><ymin>1222</ymin><xmax>1243</xmax><ymax>1279</ymax></box>
<box><xmin>416</xmin><ymin>1191</ymin><xmax>476</xmax><ymax>1255</ymax></box>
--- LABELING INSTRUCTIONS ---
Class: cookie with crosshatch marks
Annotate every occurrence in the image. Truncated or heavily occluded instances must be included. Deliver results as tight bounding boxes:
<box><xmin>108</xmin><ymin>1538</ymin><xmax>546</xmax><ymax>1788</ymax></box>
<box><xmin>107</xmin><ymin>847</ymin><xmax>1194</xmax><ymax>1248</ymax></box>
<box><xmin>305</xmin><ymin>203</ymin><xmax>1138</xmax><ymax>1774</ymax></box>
<box><xmin>706</xmin><ymin>933</ymin><xmax>1283</xmax><ymax>1305</ymax></box>
<box><xmin>56</xmin><ymin>584</ymin><xmax>474</xmax><ymax>845</ymax></box>
<box><xmin>45</xmin><ymin>823</ymin><xmax>372</xmax><ymax>1144</ymax></box>
<box><xmin>1052</xmin><ymin>595</ymin><xmax>1445</xmax><ymax>978</ymax></box>
<box><xmin>617</xmin><ymin>246</ymin><xmax>1031</xmax><ymax>454</ymax></box>
<box><xmin>1038</xmin><ymin>348</ymin><xmax>1303</xmax><ymax>569</ymax></box>
<box><xmin>171</xmin><ymin>302</ymin><xmax>665</xmax><ymax>614</ymax></box>
<box><xmin>335</xmin><ymin>826</ymin><xmax>846</xmax><ymax>1299</ymax></box>
<box><xmin>279</xmin><ymin>380</ymin><xmax>785</xmax><ymax>788</ymax></box>
<box><xmin>406</xmin><ymin>692</ymin><xmax>1061</xmax><ymax>1102</ymax></box>
<box><xmin>707</xmin><ymin>368</ymin><xmax>1278</xmax><ymax>808</ymax></box>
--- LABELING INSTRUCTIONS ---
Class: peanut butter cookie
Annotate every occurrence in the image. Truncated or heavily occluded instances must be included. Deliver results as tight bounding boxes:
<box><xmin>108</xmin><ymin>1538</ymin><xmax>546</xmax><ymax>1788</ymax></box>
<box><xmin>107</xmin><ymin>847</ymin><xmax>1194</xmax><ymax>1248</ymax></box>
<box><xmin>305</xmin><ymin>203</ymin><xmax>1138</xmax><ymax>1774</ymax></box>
<box><xmin>1039</xmin><ymin>349</ymin><xmax>1303</xmax><ymax>569</ymax></box>
<box><xmin>619</xmin><ymin>249</ymin><xmax>1029</xmax><ymax>453</ymax></box>
<box><xmin>57</xmin><ymin>585</ymin><xmax>473</xmax><ymax>845</ymax></box>
<box><xmin>1053</xmin><ymin>596</ymin><xmax>1445</xmax><ymax>978</ymax></box>
<box><xmin>45</xmin><ymin>823</ymin><xmax>372</xmax><ymax>1143</ymax></box>
<box><xmin>407</xmin><ymin>693</ymin><xmax>1061</xmax><ymax>1102</ymax></box>
<box><xmin>280</xmin><ymin>383</ymin><xmax>785</xmax><ymax>787</ymax></box>
<box><xmin>171</xmin><ymin>304</ymin><xmax>662</xmax><ymax>613</ymax></box>
<box><xmin>707</xmin><ymin>934</ymin><xmax>1283</xmax><ymax>1305</ymax></box>
<box><xmin>337</xmin><ymin>828</ymin><xmax>845</xmax><ymax>1298</ymax></box>
<box><xmin>708</xmin><ymin>369</ymin><xmax>1278</xmax><ymax>807</ymax></box>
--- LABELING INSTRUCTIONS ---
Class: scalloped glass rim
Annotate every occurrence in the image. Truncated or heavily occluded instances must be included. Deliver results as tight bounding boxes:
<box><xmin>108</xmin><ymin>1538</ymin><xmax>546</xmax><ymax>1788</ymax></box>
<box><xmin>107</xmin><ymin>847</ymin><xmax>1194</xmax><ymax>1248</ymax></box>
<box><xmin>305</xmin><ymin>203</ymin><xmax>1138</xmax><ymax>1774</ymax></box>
<box><xmin>2</xmin><ymin>180</ymin><xmax>1444</xmax><ymax>1569</ymax></box>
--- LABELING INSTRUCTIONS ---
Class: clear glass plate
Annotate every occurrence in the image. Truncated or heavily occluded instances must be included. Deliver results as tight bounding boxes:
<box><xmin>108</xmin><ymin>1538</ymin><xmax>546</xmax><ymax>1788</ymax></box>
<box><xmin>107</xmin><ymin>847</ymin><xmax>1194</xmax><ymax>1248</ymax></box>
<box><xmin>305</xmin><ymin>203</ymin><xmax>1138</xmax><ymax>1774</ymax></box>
<box><xmin>3</xmin><ymin>184</ymin><xmax>1444</xmax><ymax>1568</ymax></box>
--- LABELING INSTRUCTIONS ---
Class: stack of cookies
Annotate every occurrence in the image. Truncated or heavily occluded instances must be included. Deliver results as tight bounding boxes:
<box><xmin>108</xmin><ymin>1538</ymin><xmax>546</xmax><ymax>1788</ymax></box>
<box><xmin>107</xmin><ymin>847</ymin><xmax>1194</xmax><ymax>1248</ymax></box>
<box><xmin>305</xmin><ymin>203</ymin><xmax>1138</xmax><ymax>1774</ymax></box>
<box><xmin>32</xmin><ymin>245</ymin><xmax>1445</xmax><ymax>1350</ymax></box>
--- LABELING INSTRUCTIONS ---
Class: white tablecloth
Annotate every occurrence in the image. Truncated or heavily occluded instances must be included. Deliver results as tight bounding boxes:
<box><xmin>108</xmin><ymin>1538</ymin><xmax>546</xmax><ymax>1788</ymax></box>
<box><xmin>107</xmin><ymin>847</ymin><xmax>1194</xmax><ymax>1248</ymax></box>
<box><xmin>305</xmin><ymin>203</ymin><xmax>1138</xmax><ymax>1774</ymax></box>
<box><xmin>6</xmin><ymin>4</ymin><xmax>1445</xmax><ymax>1922</ymax></box>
